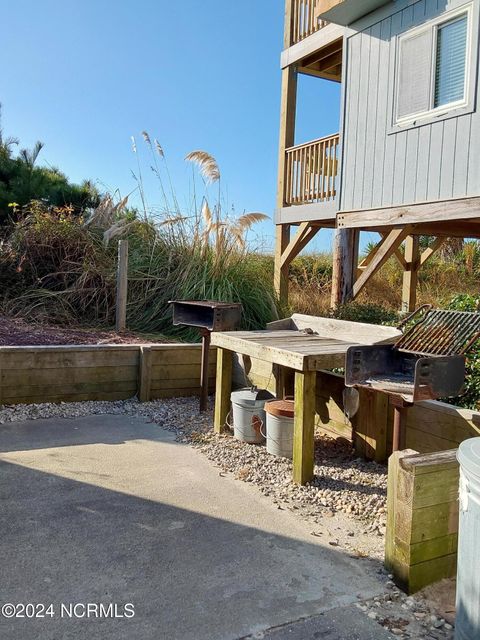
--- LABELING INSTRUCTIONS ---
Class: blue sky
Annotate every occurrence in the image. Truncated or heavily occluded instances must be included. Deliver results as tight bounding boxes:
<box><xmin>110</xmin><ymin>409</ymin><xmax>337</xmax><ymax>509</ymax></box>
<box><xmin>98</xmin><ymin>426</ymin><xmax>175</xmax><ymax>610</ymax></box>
<box><xmin>2</xmin><ymin>0</ymin><xmax>344</xmax><ymax>251</ymax></box>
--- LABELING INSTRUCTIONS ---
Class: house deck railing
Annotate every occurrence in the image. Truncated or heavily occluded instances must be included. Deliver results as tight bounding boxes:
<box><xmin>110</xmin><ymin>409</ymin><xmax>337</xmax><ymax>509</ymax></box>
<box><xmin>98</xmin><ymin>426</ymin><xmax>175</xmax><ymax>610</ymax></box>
<box><xmin>291</xmin><ymin>0</ymin><xmax>329</xmax><ymax>45</ymax></box>
<box><xmin>284</xmin><ymin>134</ymin><xmax>340</xmax><ymax>206</ymax></box>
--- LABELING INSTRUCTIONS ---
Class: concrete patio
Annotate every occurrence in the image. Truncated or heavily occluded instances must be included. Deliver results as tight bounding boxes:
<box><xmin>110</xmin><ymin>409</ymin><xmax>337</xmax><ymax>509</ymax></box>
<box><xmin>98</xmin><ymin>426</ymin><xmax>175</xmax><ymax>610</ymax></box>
<box><xmin>0</xmin><ymin>413</ymin><xmax>392</xmax><ymax>639</ymax></box>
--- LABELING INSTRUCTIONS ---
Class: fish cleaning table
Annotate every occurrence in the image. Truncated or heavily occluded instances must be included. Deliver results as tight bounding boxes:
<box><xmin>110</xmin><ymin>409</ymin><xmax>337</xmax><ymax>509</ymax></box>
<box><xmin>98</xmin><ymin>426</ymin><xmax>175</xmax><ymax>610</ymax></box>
<box><xmin>211</xmin><ymin>314</ymin><xmax>401</xmax><ymax>485</ymax></box>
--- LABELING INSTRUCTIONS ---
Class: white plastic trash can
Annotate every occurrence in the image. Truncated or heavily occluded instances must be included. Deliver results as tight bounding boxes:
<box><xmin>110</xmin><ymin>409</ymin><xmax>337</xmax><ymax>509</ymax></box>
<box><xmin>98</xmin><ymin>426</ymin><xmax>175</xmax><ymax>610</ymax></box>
<box><xmin>230</xmin><ymin>388</ymin><xmax>274</xmax><ymax>444</ymax></box>
<box><xmin>456</xmin><ymin>438</ymin><xmax>480</xmax><ymax>640</ymax></box>
<box><xmin>264</xmin><ymin>399</ymin><xmax>295</xmax><ymax>459</ymax></box>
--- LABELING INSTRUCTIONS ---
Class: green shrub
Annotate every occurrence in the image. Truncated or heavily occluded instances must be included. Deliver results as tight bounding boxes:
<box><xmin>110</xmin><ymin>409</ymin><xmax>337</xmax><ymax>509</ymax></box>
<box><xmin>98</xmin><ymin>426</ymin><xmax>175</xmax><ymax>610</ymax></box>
<box><xmin>447</xmin><ymin>294</ymin><xmax>480</xmax><ymax>410</ymax></box>
<box><xmin>447</xmin><ymin>293</ymin><xmax>480</xmax><ymax>312</ymax></box>
<box><xmin>331</xmin><ymin>302</ymin><xmax>399</xmax><ymax>326</ymax></box>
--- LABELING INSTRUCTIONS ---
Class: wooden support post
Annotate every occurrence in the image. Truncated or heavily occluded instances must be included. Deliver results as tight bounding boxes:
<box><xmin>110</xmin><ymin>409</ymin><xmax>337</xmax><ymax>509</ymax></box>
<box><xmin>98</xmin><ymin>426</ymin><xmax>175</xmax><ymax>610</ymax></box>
<box><xmin>391</xmin><ymin>396</ymin><xmax>411</xmax><ymax>452</ymax></box>
<box><xmin>283</xmin><ymin>0</ymin><xmax>294</xmax><ymax>48</ymax></box>
<box><xmin>138</xmin><ymin>346</ymin><xmax>152</xmax><ymax>402</ymax></box>
<box><xmin>275</xmin><ymin>224</ymin><xmax>291</xmax><ymax>307</ymax></box>
<box><xmin>385</xmin><ymin>450</ymin><xmax>459</xmax><ymax>594</ymax></box>
<box><xmin>273</xmin><ymin>365</ymin><xmax>294</xmax><ymax>399</ymax></box>
<box><xmin>275</xmin><ymin>62</ymin><xmax>297</xmax><ymax>307</ymax></box>
<box><xmin>293</xmin><ymin>370</ymin><xmax>316</xmax><ymax>485</ymax></box>
<box><xmin>354</xmin><ymin>388</ymin><xmax>389</xmax><ymax>463</ymax></box>
<box><xmin>214</xmin><ymin>348</ymin><xmax>233</xmax><ymax>434</ymax></box>
<box><xmin>402</xmin><ymin>236</ymin><xmax>420</xmax><ymax>313</ymax></box>
<box><xmin>116</xmin><ymin>239</ymin><xmax>129</xmax><ymax>332</ymax></box>
<box><xmin>199</xmin><ymin>330</ymin><xmax>211</xmax><ymax>413</ymax></box>
<box><xmin>331</xmin><ymin>229</ymin><xmax>359</xmax><ymax>307</ymax></box>
<box><xmin>274</xmin><ymin>364</ymin><xmax>287</xmax><ymax>400</ymax></box>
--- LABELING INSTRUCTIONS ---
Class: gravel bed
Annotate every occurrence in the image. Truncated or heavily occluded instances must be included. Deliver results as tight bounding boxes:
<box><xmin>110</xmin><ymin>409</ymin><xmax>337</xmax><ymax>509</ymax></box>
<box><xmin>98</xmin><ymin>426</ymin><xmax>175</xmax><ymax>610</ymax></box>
<box><xmin>0</xmin><ymin>396</ymin><xmax>456</xmax><ymax>638</ymax></box>
<box><xmin>358</xmin><ymin>579</ymin><xmax>454</xmax><ymax>640</ymax></box>
<box><xmin>194</xmin><ymin>431</ymin><xmax>387</xmax><ymax>535</ymax></box>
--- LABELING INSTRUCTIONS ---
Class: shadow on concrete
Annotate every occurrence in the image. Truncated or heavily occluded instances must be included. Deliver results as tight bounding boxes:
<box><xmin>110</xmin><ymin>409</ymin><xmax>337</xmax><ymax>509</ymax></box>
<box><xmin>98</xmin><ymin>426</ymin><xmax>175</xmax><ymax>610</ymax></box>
<box><xmin>0</xmin><ymin>415</ymin><xmax>386</xmax><ymax>640</ymax></box>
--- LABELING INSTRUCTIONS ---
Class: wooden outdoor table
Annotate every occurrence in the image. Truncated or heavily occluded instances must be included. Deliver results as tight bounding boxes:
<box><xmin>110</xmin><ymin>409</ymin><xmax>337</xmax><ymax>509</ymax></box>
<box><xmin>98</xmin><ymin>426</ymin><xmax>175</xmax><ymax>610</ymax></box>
<box><xmin>210</xmin><ymin>315</ymin><xmax>401</xmax><ymax>485</ymax></box>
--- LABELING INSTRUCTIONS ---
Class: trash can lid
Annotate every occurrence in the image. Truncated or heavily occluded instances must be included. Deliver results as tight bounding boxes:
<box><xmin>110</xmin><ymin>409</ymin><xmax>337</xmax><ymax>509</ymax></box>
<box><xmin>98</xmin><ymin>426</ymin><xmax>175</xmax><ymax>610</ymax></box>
<box><xmin>265</xmin><ymin>399</ymin><xmax>295</xmax><ymax>419</ymax></box>
<box><xmin>457</xmin><ymin>438</ymin><xmax>480</xmax><ymax>479</ymax></box>
<box><xmin>230</xmin><ymin>388</ymin><xmax>274</xmax><ymax>407</ymax></box>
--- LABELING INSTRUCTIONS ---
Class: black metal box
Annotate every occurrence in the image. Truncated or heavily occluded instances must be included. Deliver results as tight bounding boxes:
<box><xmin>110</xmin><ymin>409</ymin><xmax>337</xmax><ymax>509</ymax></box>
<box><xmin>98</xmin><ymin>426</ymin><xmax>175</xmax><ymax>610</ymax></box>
<box><xmin>170</xmin><ymin>300</ymin><xmax>242</xmax><ymax>332</ymax></box>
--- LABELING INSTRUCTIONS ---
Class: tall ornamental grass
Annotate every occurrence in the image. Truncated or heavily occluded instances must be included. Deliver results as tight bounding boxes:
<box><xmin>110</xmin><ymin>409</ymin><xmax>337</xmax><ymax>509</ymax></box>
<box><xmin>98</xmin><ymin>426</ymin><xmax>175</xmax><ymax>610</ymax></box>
<box><xmin>0</xmin><ymin>141</ymin><xmax>278</xmax><ymax>339</ymax></box>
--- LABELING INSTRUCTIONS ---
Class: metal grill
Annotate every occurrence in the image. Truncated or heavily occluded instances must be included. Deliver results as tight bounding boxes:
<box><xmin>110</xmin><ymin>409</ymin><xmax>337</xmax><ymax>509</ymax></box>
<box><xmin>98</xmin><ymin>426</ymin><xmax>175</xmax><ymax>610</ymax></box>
<box><xmin>345</xmin><ymin>307</ymin><xmax>480</xmax><ymax>452</ymax></box>
<box><xmin>395</xmin><ymin>308</ymin><xmax>480</xmax><ymax>356</ymax></box>
<box><xmin>169</xmin><ymin>300</ymin><xmax>242</xmax><ymax>412</ymax></box>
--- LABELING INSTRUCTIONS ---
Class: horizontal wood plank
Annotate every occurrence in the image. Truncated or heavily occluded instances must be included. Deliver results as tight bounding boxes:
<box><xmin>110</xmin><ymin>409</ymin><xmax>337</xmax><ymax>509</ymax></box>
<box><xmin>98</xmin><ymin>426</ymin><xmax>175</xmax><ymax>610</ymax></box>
<box><xmin>338</xmin><ymin>197</ymin><xmax>480</xmax><ymax>230</ymax></box>
<box><xmin>394</xmin><ymin>533</ymin><xmax>458</xmax><ymax>566</ymax></box>
<box><xmin>2</xmin><ymin>366</ymin><xmax>138</xmax><ymax>387</ymax></box>
<box><xmin>150</xmin><ymin>346</ymin><xmax>217</xmax><ymax>366</ymax></box>
<box><xmin>151</xmin><ymin>363</ymin><xmax>216</xmax><ymax>380</ymax></box>
<box><xmin>2</xmin><ymin>391</ymin><xmax>137</xmax><ymax>405</ymax></box>
<box><xmin>2</xmin><ymin>380</ymin><xmax>138</xmax><ymax>401</ymax></box>
<box><xmin>0</xmin><ymin>350</ymin><xmax>140</xmax><ymax>370</ymax></box>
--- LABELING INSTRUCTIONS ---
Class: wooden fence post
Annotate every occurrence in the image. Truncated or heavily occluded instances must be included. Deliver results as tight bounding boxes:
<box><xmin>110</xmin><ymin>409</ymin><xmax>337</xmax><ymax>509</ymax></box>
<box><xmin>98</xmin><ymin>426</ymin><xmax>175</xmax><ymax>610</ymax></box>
<box><xmin>385</xmin><ymin>449</ymin><xmax>459</xmax><ymax>594</ymax></box>
<box><xmin>138</xmin><ymin>346</ymin><xmax>153</xmax><ymax>402</ymax></box>
<box><xmin>116</xmin><ymin>239</ymin><xmax>129</xmax><ymax>332</ymax></box>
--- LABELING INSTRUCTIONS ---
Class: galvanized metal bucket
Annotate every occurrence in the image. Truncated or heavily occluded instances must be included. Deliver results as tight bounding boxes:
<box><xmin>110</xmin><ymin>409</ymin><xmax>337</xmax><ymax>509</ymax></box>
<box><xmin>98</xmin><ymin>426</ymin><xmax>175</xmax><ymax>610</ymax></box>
<box><xmin>264</xmin><ymin>400</ymin><xmax>295</xmax><ymax>459</ymax></box>
<box><xmin>456</xmin><ymin>438</ymin><xmax>480</xmax><ymax>640</ymax></box>
<box><xmin>230</xmin><ymin>388</ymin><xmax>274</xmax><ymax>444</ymax></box>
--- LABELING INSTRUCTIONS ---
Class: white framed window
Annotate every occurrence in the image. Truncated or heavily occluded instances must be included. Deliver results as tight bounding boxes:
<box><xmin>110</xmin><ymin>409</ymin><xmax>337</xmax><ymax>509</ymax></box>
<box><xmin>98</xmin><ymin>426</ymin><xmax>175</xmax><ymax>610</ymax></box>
<box><xmin>395</xmin><ymin>3</ymin><xmax>473</xmax><ymax>126</ymax></box>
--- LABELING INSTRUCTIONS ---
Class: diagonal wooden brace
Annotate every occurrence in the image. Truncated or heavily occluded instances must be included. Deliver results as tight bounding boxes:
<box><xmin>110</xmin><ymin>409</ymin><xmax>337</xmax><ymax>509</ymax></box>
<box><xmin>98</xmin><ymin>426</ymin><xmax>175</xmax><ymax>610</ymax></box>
<box><xmin>353</xmin><ymin>226</ymin><xmax>414</xmax><ymax>299</ymax></box>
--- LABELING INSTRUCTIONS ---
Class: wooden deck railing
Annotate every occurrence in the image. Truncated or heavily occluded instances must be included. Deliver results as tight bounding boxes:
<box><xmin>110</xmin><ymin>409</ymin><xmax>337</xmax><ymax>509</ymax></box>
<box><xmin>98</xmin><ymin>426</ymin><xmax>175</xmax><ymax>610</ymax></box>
<box><xmin>291</xmin><ymin>0</ymin><xmax>329</xmax><ymax>45</ymax></box>
<box><xmin>284</xmin><ymin>134</ymin><xmax>339</xmax><ymax>206</ymax></box>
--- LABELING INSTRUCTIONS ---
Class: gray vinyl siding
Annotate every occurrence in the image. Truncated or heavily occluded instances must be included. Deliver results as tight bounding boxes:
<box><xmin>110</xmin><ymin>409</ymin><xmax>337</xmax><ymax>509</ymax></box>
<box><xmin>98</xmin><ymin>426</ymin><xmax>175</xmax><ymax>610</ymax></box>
<box><xmin>340</xmin><ymin>0</ymin><xmax>480</xmax><ymax>212</ymax></box>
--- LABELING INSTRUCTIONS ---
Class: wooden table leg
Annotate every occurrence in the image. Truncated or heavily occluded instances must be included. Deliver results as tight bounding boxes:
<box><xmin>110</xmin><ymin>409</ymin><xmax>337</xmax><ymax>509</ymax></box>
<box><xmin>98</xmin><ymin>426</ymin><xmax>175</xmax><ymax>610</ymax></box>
<box><xmin>273</xmin><ymin>364</ymin><xmax>286</xmax><ymax>399</ymax></box>
<box><xmin>214</xmin><ymin>348</ymin><xmax>233</xmax><ymax>434</ymax></box>
<box><xmin>293</xmin><ymin>370</ymin><xmax>316</xmax><ymax>485</ymax></box>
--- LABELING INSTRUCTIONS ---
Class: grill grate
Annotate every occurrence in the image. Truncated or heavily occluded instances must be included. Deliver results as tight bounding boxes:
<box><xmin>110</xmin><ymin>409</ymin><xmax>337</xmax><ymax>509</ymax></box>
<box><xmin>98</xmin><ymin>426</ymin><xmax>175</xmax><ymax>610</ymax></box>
<box><xmin>395</xmin><ymin>309</ymin><xmax>480</xmax><ymax>356</ymax></box>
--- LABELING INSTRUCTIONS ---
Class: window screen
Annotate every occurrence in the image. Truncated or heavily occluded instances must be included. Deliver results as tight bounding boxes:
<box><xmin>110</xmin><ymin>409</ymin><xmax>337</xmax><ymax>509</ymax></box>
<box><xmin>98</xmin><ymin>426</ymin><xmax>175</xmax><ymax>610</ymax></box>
<box><xmin>397</xmin><ymin>29</ymin><xmax>433</xmax><ymax>119</ymax></box>
<box><xmin>434</xmin><ymin>15</ymin><xmax>468</xmax><ymax>108</ymax></box>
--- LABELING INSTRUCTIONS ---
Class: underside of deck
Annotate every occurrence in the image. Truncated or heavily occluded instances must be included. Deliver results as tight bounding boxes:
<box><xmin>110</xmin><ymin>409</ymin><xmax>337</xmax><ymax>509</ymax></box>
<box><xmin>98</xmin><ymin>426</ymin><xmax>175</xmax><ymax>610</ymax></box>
<box><xmin>337</xmin><ymin>196</ymin><xmax>480</xmax><ymax>238</ymax></box>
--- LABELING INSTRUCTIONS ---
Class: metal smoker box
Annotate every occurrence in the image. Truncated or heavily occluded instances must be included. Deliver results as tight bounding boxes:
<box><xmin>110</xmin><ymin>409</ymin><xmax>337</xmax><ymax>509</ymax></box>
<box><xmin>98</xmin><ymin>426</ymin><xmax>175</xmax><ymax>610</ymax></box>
<box><xmin>170</xmin><ymin>300</ymin><xmax>242</xmax><ymax>332</ymax></box>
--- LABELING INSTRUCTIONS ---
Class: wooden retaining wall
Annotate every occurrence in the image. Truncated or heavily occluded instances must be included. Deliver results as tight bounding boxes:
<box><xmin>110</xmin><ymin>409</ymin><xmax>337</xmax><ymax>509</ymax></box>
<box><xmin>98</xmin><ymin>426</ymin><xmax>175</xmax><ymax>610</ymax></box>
<box><xmin>0</xmin><ymin>344</ymin><xmax>216</xmax><ymax>405</ymax></box>
<box><xmin>385</xmin><ymin>450</ymin><xmax>459</xmax><ymax>594</ymax></box>
<box><xmin>235</xmin><ymin>356</ymin><xmax>480</xmax><ymax>459</ymax></box>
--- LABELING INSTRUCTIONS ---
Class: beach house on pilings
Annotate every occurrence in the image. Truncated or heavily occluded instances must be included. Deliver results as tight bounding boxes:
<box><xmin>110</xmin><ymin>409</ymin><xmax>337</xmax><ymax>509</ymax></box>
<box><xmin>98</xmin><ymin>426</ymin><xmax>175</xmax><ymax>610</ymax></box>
<box><xmin>275</xmin><ymin>0</ymin><xmax>480</xmax><ymax>311</ymax></box>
